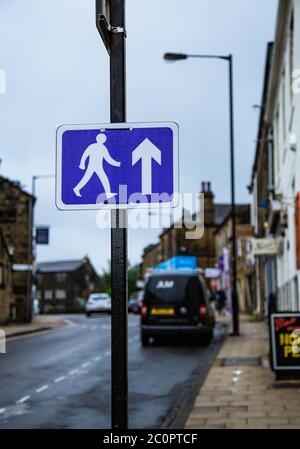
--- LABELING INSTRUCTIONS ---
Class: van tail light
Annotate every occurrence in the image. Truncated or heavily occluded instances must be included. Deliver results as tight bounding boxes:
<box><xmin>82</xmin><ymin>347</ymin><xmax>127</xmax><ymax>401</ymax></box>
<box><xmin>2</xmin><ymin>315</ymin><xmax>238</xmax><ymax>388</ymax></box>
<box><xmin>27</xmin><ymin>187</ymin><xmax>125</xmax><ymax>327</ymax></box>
<box><xmin>199</xmin><ymin>305</ymin><xmax>208</xmax><ymax>318</ymax></box>
<box><xmin>141</xmin><ymin>305</ymin><xmax>148</xmax><ymax>318</ymax></box>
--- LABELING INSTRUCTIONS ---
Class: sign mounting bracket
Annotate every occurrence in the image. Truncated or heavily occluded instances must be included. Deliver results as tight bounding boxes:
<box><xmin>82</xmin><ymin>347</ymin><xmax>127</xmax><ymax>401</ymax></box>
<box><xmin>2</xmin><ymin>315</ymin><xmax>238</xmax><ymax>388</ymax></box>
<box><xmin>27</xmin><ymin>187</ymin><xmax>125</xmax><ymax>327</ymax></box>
<box><xmin>95</xmin><ymin>1</ymin><xmax>127</xmax><ymax>55</ymax></box>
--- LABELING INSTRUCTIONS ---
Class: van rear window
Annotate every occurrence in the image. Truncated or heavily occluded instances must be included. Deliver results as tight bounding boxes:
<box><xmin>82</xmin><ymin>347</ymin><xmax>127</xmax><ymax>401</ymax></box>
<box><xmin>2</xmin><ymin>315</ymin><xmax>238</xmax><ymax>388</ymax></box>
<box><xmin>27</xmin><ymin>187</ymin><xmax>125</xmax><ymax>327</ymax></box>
<box><xmin>145</xmin><ymin>275</ymin><xmax>204</xmax><ymax>304</ymax></box>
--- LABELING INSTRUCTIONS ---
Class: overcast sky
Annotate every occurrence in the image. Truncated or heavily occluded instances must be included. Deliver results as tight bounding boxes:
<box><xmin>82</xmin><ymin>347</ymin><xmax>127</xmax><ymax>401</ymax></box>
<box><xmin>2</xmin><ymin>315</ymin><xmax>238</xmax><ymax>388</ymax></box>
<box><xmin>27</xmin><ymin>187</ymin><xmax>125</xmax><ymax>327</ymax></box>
<box><xmin>0</xmin><ymin>0</ymin><xmax>278</xmax><ymax>273</ymax></box>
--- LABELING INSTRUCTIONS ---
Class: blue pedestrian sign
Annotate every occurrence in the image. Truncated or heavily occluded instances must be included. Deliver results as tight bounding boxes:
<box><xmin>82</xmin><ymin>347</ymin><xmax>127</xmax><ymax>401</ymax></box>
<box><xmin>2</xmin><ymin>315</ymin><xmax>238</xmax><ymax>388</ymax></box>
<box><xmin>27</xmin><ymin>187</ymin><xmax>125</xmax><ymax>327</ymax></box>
<box><xmin>56</xmin><ymin>122</ymin><xmax>179</xmax><ymax>210</ymax></box>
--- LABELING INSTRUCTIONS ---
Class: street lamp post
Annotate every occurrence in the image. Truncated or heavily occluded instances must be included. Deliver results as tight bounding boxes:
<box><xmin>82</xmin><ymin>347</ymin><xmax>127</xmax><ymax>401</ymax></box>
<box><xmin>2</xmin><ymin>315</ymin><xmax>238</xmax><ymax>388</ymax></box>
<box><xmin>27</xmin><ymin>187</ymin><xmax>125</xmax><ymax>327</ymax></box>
<box><xmin>32</xmin><ymin>174</ymin><xmax>55</xmax><ymax>197</ymax></box>
<box><xmin>32</xmin><ymin>174</ymin><xmax>55</xmax><ymax>237</ymax></box>
<box><xmin>31</xmin><ymin>174</ymin><xmax>55</xmax><ymax>315</ymax></box>
<box><xmin>164</xmin><ymin>52</ymin><xmax>239</xmax><ymax>335</ymax></box>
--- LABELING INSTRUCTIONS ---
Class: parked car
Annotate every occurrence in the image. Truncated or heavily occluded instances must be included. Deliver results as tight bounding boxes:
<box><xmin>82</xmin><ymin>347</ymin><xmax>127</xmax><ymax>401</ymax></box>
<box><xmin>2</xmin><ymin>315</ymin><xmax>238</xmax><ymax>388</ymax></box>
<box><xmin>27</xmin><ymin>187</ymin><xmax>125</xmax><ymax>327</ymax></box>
<box><xmin>85</xmin><ymin>293</ymin><xmax>111</xmax><ymax>316</ymax></box>
<box><xmin>128</xmin><ymin>291</ymin><xmax>144</xmax><ymax>314</ymax></box>
<box><xmin>141</xmin><ymin>271</ymin><xmax>215</xmax><ymax>346</ymax></box>
<box><xmin>128</xmin><ymin>293</ymin><xmax>138</xmax><ymax>313</ymax></box>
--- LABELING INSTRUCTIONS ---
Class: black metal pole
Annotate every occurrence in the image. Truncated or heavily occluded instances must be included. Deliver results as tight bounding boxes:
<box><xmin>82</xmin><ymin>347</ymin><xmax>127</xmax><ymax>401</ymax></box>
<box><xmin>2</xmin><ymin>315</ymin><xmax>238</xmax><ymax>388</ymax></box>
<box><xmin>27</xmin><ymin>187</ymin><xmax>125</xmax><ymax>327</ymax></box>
<box><xmin>109</xmin><ymin>0</ymin><xmax>128</xmax><ymax>429</ymax></box>
<box><xmin>228</xmin><ymin>54</ymin><xmax>239</xmax><ymax>335</ymax></box>
<box><xmin>163</xmin><ymin>52</ymin><xmax>239</xmax><ymax>334</ymax></box>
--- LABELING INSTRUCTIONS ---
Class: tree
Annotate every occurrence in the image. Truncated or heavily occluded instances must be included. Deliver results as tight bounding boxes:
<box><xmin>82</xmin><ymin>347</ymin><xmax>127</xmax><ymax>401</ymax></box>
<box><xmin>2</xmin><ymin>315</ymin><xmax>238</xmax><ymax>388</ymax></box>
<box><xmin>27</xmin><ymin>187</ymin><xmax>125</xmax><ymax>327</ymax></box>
<box><xmin>101</xmin><ymin>262</ymin><xmax>139</xmax><ymax>296</ymax></box>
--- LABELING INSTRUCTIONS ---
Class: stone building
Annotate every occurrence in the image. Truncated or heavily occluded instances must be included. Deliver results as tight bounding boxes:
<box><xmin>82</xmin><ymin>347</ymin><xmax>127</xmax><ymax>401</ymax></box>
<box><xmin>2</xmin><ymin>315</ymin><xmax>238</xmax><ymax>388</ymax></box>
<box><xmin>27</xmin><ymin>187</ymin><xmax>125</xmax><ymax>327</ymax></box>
<box><xmin>263</xmin><ymin>0</ymin><xmax>300</xmax><ymax>312</ymax></box>
<box><xmin>249</xmin><ymin>42</ymin><xmax>276</xmax><ymax>317</ymax></box>
<box><xmin>142</xmin><ymin>182</ymin><xmax>231</xmax><ymax>275</ymax></box>
<box><xmin>0</xmin><ymin>229</ymin><xmax>13</xmax><ymax>324</ymax></box>
<box><xmin>37</xmin><ymin>257</ymin><xmax>101</xmax><ymax>314</ymax></box>
<box><xmin>215</xmin><ymin>205</ymin><xmax>255</xmax><ymax>312</ymax></box>
<box><xmin>0</xmin><ymin>176</ymin><xmax>35</xmax><ymax>323</ymax></box>
<box><xmin>250</xmin><ymin>0</ymin><xmax>300</xmax><ymax>315</ymax></box>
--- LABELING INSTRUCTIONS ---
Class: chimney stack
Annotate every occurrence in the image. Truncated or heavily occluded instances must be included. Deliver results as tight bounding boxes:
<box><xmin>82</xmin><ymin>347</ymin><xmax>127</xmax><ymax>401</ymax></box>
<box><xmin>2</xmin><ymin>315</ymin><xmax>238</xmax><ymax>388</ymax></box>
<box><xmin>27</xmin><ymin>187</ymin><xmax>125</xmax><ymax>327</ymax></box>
<box><xmin>199</xmin><ymin>181</ymin><xmax>215</xmax><ymax>225</ymax></box>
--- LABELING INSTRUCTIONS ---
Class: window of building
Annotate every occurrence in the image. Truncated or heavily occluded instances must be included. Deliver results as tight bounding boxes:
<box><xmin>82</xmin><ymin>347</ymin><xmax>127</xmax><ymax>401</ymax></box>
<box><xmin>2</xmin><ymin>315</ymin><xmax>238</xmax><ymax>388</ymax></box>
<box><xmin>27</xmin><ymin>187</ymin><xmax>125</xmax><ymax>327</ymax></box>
<box><xmin>55</xmin><ymin>290</ymin><xmax>67</xmax><ymax>300</ymax></box>
<box><xmin>44</xmin><ymin>290</ymin><xmax>53</xmax><ymax>300</ymax></box>
<box><xmin>290</xmin><ymin>13</ymin><xmax>294</xmax><ymax>100</ymax></box>
<box><xmin>267</xmin><ymin>127</ymin><xmax>274</xmax><ymax>194</ymax></box>
<box><xmin>274</xmin><ymin>107</ymin><xmax>280</xmax><ymax>175</ymax></box>
<box><xmin>237</xmin><ymin>239</ymin><xmax>242</xmax><ymax>258</ymax></box>
<box><xmin>295</xmin><ymin>193</ymin><xmax>300</xmax><ymax>270</ymax></box>
<box><xmin>246</xmin><ymin>238</ymin><xmax>252</xmax><ymax>255</ymax></box>
<box><xmin>281</xmin><ymin>68</ymin><xmax>286</xmax><ymax>145</ymax></box>
<box><xmin>56</xmin><ymin>273</ymin><xmax>67</xmax><ymax>283</ymax></box>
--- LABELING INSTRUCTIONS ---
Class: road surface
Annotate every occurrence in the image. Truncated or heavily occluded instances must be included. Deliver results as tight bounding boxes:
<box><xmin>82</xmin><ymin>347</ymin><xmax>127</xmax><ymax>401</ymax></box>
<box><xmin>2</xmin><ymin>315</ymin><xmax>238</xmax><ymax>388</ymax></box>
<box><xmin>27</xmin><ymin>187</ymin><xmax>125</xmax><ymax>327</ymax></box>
<box><xmin>0</xmin><ymin>314</ymin><xmax>226</xmax><ymax>429</ymax></box>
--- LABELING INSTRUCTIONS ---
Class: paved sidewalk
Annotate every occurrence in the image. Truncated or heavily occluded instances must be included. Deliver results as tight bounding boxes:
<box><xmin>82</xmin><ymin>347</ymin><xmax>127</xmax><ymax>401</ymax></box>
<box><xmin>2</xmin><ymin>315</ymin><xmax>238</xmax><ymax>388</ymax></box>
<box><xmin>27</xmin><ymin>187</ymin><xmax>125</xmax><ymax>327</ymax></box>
<box><xmin>1</xmin><ymin>315</ymin><xmax>73</xmax><ymax>339</ymax></box>
<box><xmin>185</xmin><ymin>314</ymin><xmax>300</xmax><ymax>429</ymax></box>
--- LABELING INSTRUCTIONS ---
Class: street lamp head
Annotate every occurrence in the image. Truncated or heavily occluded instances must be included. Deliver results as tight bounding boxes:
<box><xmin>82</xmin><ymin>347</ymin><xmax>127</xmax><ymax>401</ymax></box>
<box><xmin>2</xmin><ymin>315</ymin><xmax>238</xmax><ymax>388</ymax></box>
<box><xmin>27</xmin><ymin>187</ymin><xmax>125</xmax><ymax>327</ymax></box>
<box><xmin>163</xmin><ymin>52</ymin><xmax>188</xmax><ymax>61</ymax></box>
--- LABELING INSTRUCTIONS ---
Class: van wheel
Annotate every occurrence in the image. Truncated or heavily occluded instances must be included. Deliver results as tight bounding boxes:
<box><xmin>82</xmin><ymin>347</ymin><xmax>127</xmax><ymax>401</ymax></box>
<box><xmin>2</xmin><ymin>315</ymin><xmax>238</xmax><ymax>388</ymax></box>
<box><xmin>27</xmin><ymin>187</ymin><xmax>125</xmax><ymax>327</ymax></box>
<box><xmin>141</xmin><ymin>334</ymin><xmax>149</xmax><ymax>347</ymax></box>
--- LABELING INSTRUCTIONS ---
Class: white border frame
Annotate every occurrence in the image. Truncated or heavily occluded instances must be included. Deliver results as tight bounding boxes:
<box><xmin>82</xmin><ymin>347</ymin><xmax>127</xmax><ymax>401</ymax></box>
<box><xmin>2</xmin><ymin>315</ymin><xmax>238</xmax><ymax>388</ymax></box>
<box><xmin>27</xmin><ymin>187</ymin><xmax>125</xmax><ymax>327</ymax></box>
<box><xmin>270</xmin><ymin>313</ymin><xmax>300</xmax><ymax>371</ymax></box>
<box><xmin>56</xmin><ymin>121</ymin><xmax>179</xmax><ymax>210</ymax></box>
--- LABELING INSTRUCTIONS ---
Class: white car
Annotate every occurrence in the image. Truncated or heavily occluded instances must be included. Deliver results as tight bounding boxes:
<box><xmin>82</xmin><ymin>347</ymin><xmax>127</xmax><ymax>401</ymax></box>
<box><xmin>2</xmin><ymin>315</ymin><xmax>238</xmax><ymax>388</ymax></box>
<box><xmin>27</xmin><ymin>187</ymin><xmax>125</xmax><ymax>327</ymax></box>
<box><xmin>85</xmin><ymin>293</ymin><xmax>111</xmax><ymax>316</ymax></box>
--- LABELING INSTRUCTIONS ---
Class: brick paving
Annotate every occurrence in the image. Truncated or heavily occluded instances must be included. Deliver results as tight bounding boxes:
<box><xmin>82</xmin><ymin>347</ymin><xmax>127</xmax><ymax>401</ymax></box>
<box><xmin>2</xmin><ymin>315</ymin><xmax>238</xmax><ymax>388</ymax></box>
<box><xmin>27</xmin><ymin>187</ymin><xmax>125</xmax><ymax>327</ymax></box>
<box><xmin>185</xmin><ymin>315</ymin><xmax>300</xmax><ymax>429</ymax></box>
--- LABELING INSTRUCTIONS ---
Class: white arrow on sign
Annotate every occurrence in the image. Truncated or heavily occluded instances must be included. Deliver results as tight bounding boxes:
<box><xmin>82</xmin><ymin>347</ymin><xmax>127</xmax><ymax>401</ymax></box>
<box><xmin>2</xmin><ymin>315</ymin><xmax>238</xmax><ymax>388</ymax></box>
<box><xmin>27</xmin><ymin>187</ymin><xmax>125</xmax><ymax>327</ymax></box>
<box><xmin>132</xmin><ymin>138</ymin><xmax>162</xmax><ymax>195</ymax></box>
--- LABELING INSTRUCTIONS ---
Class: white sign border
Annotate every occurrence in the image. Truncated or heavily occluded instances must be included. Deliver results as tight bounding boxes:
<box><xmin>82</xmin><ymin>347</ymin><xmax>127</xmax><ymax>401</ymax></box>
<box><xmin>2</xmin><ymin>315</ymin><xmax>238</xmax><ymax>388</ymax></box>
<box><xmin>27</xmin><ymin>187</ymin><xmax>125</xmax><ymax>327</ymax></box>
<box><xmin>56</xmin><ymin>121</ymin><xmax>179</xmax><ymax>210</ymax></box>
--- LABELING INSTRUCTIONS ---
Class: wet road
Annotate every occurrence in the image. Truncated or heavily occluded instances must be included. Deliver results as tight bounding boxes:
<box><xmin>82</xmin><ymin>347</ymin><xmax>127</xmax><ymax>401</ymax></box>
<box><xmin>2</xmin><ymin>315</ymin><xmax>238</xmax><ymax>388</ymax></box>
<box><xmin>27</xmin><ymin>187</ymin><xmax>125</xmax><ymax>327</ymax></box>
<box><xmin>0</xmin><ymin>314</ymin><xmax>226</xmax><ymax>429</ymax></box>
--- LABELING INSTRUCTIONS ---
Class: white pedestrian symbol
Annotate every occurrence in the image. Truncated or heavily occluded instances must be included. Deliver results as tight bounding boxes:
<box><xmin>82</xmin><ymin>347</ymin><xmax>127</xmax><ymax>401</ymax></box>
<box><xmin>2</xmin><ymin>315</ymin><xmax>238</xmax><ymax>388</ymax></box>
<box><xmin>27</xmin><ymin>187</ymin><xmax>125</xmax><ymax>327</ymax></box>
<box><xmin>73</xmin><ymin>133</ymin><xmax>120</xmax><ymax>198</ymax></box>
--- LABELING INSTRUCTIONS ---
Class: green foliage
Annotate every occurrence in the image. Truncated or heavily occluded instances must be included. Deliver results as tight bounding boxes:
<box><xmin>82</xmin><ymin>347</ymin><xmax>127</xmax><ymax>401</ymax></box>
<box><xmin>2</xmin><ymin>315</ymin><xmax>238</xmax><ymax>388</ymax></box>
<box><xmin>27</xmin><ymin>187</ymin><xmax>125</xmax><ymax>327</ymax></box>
<box><xmin>128</xmin><ymin>264</ymin><xmax>138</xmax><ymax>296</ymax></box>
<box><xmin>101</xmin><ymin>261</ymin><xmax>139</xmax><ymax>296</ymax></box>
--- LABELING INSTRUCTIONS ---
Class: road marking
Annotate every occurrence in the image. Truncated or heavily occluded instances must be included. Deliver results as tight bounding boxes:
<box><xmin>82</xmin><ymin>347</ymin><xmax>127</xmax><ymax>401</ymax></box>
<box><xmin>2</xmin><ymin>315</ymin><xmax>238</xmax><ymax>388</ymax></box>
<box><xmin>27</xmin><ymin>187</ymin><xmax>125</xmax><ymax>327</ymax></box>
<box><xmin>0</xmin><ymin>408</ymin><xmax>6</xmax><ymax>415</ymax></box>
<box><xmin>81</xmin><ymin>362</ymin><xmax>90</xmax><ymax>368</ymax></box>
<box><xmin>16</xmin><ymin>395</ymin><xmax>30</xmax><ymax>404</ymax></box>
<box><xmin>94</xmin><ymin>356</ymin><xmax>102</xmax><ymax>362</ymax></box>
<box><xmin>54</xmin><ymin>376</ymin><xmax>65</xmax><ymax>383</ymax></box>
<box><xmin>104</xmin><ymin>350</ymin><xmax>111</xmax><ymax>356</ymax></box>
<box><xmin>69</xmin><ymin>369</ymin><xmax>79</xmax><ymax>375</ymax></box>
<box><xmin>36</xmin><ymin>385</ymin><xmax>49</xmax><ymax>394</ymax></box>
<box><xmin>91</xmin><ymin>326</ymin><xmax>97</xmax><ymax>331</ymax></box>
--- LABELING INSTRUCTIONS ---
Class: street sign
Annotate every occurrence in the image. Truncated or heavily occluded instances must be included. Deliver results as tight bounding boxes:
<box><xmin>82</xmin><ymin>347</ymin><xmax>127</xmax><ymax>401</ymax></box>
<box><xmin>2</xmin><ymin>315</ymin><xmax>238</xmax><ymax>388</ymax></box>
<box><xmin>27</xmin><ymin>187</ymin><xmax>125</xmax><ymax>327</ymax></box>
<box><xmin>253</xmin><ymin>238</ymin><xmax>281</xmax><ymax>256</ymax></box>
<box><xmin>154</xmin><ymin>256</ymin><xmax>197</xmax><ymax>271</ymax></box>
<box><xmin>36</xmin><ymin>226</ymin><xmax>49</xmax><ymax>245</ymax></box>
<box><xmin>270</xmin><ymin>313</ymin><xmax>300</xmax><ymax>375</ymax></box>
<box><xmin>56</xmin><ymin>122</ymin><xmax>179</xmax><ymax>210</ymax></box>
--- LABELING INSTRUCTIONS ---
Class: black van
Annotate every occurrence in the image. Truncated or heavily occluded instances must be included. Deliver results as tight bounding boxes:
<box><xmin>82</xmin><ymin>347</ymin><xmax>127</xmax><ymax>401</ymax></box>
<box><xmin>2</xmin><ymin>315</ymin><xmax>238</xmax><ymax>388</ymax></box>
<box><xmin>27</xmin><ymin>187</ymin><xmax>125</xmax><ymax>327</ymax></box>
<box><xmin>141</xmin><ymin>271</ymin><xmax>215</xmax><ymax>346</ymax></box>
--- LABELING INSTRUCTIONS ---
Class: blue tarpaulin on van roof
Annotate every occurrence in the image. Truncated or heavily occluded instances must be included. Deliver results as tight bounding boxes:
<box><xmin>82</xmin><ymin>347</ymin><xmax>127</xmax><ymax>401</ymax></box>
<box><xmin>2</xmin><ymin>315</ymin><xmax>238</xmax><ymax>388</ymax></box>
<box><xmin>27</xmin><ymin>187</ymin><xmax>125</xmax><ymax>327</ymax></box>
<box><xmin>153</xmin><ymin>256</ymin><xmax>197</xmax><ymax>271</ymax></box>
